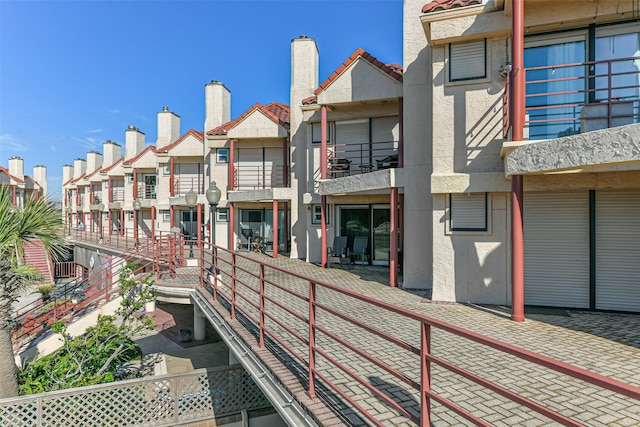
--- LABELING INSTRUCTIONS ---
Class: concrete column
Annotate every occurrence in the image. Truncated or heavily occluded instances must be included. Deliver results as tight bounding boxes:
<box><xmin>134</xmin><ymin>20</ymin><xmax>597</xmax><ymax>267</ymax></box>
<box><xmin>229</xmin><ymin>139</ymin><xmax>235</xmax><ymax>191</ymax></box>
<box><xmin>321</xmin><ymin>196</ymin><xmax>327</xmax><ymax>268</ymax></box>
<box><xmin>321</xmin><ymin>106</ymin><xmax>327</xmax><ymax>180</ymax></box>
<box><xmin>193</xmin><ymin>306</ymin><xmax>206</xmax><ymax>341</ymax></box>
<box><xmin>390</xmin><ymin>187</ymin><xmax>398</xmax><ymax>288</ymax></box>
<box><xmin>272</xmin><ymin>199</ymin><xmax>278</xmax><ymax>258</ymax></box>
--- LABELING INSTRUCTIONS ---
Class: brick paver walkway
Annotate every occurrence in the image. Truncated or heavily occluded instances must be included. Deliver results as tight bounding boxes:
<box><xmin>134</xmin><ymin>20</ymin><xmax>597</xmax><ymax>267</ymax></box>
<box><xmin>201</xmin><ymin>252</ymin><xmax>640</xmax><ymax>426</ymax></box>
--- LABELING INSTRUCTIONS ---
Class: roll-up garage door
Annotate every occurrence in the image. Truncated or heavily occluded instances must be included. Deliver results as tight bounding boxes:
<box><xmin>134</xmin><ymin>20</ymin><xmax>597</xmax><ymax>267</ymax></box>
<box><xmin>524</xmin><ymin>192</ymin><xmax>590</xmax><ymax>308</ymax></box>
<box><xmin>596</xmin><ymin>190</ymin><xmax>640</xmax><ymax>312</ymax></box>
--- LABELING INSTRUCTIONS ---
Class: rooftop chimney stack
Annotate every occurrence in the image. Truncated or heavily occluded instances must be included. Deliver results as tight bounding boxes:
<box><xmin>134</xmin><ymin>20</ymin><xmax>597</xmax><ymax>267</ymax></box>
<box><xmin>73</xmin><ymin>158</ymin><xmax>87</xmax><ymax>180</ymax></box>
<box><xmin>8</xmin><ymin>156</ymin><xmax>24</xmax><ymax>182</ymax></box>
<box><xmin>62</xmin><ymin>165</ymin><xmax>74</xmax><ymax>184</ymax></box>
<box><xmin>102</xmin><ymin>140</ymin><xmax>122</xmax><ymax>167</ymax></box>
<box><xmin>157</xmin><ymin>107</ymin><xmax>181</xmax><ymax>149</ymax></box>
<box><xmin>33</xmin><ymin>165</ymin><xmax>47</xmax><ymax>196</ymax></box>
<box><xmin>86</xmin><ymin>151</ymin><xmax>103</xmax><ymax>173</ymax></box>
<box><xmin>125</xmin><ymin>125</ymin><xmax>146</xmax><ymax>160</ymax></box>
<box><xmin>204</xmin><ymin>80</ymin><xmax>231</xmax><ymax>133</ymax></box>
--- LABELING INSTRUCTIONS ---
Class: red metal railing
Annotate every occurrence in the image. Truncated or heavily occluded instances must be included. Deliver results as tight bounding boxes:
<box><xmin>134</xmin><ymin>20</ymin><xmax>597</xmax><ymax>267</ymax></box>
<box><xmin>13</xmin><ymin>244</ymin><xmax>155</xmax><ymax>349</ymax></box>
<box><xmin>111</xmin><ymin>186</ymin><xmax>125</xmax><ymax>202</ymax></box>
<box><xmin>520</xmin><ymin>56</ymin><xmax>640</xmax><ymax>140</ymax></box>
<box><xmin>326</xmin><ymin>140</ymin><xmax>399</xmax><ymax>178</ymax></box>
<box><xmin>173</xmin><ymin>176</ymin><xmax>204</xmax><ymax>196</ymax></box>
<box><xmin>199</xmin><ymin>242</ymin><xmax>640</xmax><ymax>426</ymax></box>
<box><xmin>54</xmin><ymin>261</ymin><xmax>77</xmax><ymax>279</ymax></box>
<box><xmin>234</xmin><ymin>164</ymin><xmax>288</xmax><ymax>190</ymax></box>
<box><xmin>136</xmin><ymin>183</ymin><xmax>156</xmax><ymax>200</ymax></box>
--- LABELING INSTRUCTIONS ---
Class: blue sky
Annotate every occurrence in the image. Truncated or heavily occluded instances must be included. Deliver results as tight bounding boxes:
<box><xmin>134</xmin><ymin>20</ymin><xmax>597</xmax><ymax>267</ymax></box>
<box><xmin>0</xmin><ymin>0</ymin><xmax>403</xmax><ymax>198</ymax></box>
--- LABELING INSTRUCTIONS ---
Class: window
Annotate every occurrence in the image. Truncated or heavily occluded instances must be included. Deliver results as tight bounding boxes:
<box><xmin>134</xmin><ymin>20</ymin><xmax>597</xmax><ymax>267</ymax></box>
<box><xmin>217</xmin><ymin>148</ymin><xmax>229</xmax><ymax>163</ymax></box>
<box><xmin>161</xmin><ymin>163</ymin><xmax>170</xmax><ymax>175</ymax></box>
<box><xmin>162</xmin><ymin>210</ymin><xmax>170</xmax><ymax>222</ymax></box>
<box><xmin>311</xmin><ymin>204</ymin><xmax>330</xmax><ymax>225</ymax></box>
<box><xmin>126</xmin><ymin>174</ymin><xmax>134</xmax><ymax>183</ymax></box>
<box><xmin>449</xmin><ymin>193</ymin><xmax>488</xmax><ymax>232</ymax></box>
<box><xmin>216</xmin><ymin>208</ymin><xmax>229</xmax><ymax>222</ymax></box>
<box><xmin>449</xmin><ymin>39</ymin><xmax>486</xmax><ymax>82</ymax></box>
<box><xmin>127</xmin><ymin>211</ymin><xmax>134</xmax><ymax>221</ymax></box>
<box><xmin>311</xmin><ymin>122</ymin><xmax>330</xmax><ymax>143</ymax></box>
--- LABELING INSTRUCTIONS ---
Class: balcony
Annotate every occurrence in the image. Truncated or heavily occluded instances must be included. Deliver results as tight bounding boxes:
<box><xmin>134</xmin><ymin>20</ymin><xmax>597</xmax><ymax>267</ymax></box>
<box><xmin>111</xmin><ymin>187</ymin><xmax>125</xmax><ymax>203</ymax></box>
<box><xmin>233</xmin><ymin>164</ymin><xmax>288</xmax><ymax>190</ymax></box>
<box><xmin>173</xmin><ymin>176</ymin><xmax>204</xmax><ymax>197</ymax></box>
<box><xmin>505</xmin><ymin>56</ymin><xmax>640</xmax><ymax>140</ymax></box>
<box><xmin>324</xmin><ymin>139</ymin><xmax>399</xmax><ymax>179</ymax></box>
<box><xmin>136</xmin><ymin>183</ymin><xmax>156</xmax><ymax>200</ymax></box>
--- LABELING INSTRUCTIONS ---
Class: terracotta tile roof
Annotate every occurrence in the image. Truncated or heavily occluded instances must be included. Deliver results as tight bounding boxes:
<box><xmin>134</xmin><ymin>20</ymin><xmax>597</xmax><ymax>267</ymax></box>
<box><xmin>422</xmin><ymin>0</ymin><xmax>482</xmax><ymax>14</ymax></box>
<box><xmin>123</xmin><ymin>145</ymin><xmax>157</xmax><ymax>165</ymax></box>
<box><xmin>302</xmin><ymin>95</ymin><xmax>317</xmax><ymax>105</ymax></box>
<box><xmin>314</xmin><ymin>48</ymin><xmax>403</xmax><ymax>96</ymax></box>
<box><xmin>101</xmin><ymin>157</ymin><xmax>124</xmax><ymax>173</ymax></box>
<box><xmin>206</xmin><ymin>102</ymin><xmax>290</xmax><ymax>136</ymax></box>
<box><xmin>156</xmin><ymin>129</ymin><xmax>204</xmax><ymax>153</ymax></box>
<box><xmin>0</xmin><ymin>166</ymin><xmax>25</xmax><ymax>183</ymax></box>
<box><xmin>70</xmin><ymin>173</ymin><xmax>87</xmax><ymax>184</ymax></box>
<box><xmin>85</xmin><ymin>167</ymin><xmax>103</xmax><ymax>179</ymax></box>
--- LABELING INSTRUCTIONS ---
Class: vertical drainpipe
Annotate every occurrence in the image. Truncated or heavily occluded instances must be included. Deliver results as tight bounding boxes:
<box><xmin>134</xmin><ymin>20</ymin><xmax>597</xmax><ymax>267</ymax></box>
<box><xmin>170</xmin><ymin>206</ymin><xmax>174</xmax><ymax>230</ymax></box>
<box><xmin>390</xmin><ymin>187</ymin><xmax>398</xmax><ymax>287</ymax></box>
<box><xmin>197</xmin><ymin>204</ymin><xmax>202</xmax><ymax>250</ymax></box>
<box><xmin>89</xmin><ymin>182</ymin><xmax>93</xmax><ymax>205</ymax></box>
<box><xmin>229</xmin><ymin>139</ymin><xmax>235</xmax><ymax>191</ymax></box>
<box><xmin>108</xmin><ymin>176</ymin><xmax>113</xmax><ymax>203</ymax></box>
<box><xmin>398</xmin><ymin>97</ymin><xmax>404</xmax><ymax>168</ymax></box>
<box><xmin>133</xmin><ymin>169</ymin><xmax>137</xmax><ymax>200</ymax></box>
<box><xmin>151</xmin><ymin>206</ymin><xmax>156</xmax><ymax>237</ymax></box>
<box><xmin>273</xmin><ymin>199</ymin><xmax>278</xmax><ymax>259</ymax></box>
<box><xmin>511</xmin><ymin>0</ymin><xmax>525</xmax><ymax>322</ymax></box>
<box><xmin>320</xmin><ymin>105</ymin><xmax>328</xmax><ymax>268</ymax></box>
<box><xmin>170</xmin><ymin>157</ymin><xmax>175</xmax><ymax>197</ymax></box>
<box><xmin>229</xmin><ymin>202</ymin><xmax>235</xmax><ymax>251</ymax></box>
<box><xmin>120</xmin><ymin>209</ymin><xmax>125</xmax><ymax>236</ymax></box>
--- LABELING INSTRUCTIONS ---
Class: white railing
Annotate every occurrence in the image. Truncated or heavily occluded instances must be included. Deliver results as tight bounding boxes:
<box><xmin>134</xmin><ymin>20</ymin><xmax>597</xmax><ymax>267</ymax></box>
<box><xmin>0</xmin><ymin>366</ymin><xmax>271</xmax><ymax>426</ymax></box>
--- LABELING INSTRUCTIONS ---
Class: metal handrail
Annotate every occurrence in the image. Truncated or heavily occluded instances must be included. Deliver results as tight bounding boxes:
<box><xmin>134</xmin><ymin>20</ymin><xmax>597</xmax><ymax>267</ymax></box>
<box><xmin>325</xmin><ymin>139</ymin><xmax>399</xmax><ymax>178</ymax></box>
<box><xmin>199</xmin><ymin>242</ymin><xmax>640</xmax><ymax>426</ymax></box>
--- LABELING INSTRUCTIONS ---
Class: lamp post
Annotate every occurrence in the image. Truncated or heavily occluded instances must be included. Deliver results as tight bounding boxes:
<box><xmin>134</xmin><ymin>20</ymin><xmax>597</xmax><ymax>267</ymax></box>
<box><xmin>185</xmin><ymin>190</ymin><xmax>197</xmax><ymax>258</ymax></box>
<box><xmin>133</xmin><ymin>199</ymin><xmax>141</xmax><ymax>248</ymax></box>
<box><xmin>205</xmin><ymin>181</ymin><xmax>222</xmax><ymax>273</ymax></box>
<box><xmin>97</xmin><ymin>203</ymin><xmax>104</xmax><ymax>242</ymax></box>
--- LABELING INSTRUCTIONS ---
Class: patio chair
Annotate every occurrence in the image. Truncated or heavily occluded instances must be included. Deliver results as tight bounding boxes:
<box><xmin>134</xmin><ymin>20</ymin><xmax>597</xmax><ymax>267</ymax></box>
<box><xmin>327</xmin><ymin>236</ymin><xmax>350</xmax><ymax>269</ymax></box>
<box><xmin>239</xmin><ymin>226</ymin><xmax>253</xmax><ymax>251</ymax></box>
<box><xmin>350</xmin><ymin>235</ymin><xmax>369</xmax><ymax>266</ymax></box>
<box><xmin>328</xmin><ymin>158</ymin><xmax>351</xmax><ymax>178</ymax></box>
<box><xmin>376</xmin><ymin>153</ymin><xmax>399</xmax><ymax>170</ymax></box>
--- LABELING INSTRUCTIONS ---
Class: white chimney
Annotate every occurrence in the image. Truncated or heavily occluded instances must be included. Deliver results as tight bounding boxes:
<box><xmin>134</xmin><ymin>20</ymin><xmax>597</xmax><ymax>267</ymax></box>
<box><xmin>86</xmin><ymin>151</ymin><xmax>103</xmax><ymax>173</ymax></box>
<box><xmin>62</xmin><ymin>165</ymin><xmax>74</xmax><ymax>184</ymax></box>
<box><xmin>157</xmin><ymin>107</ymin><xmax>181</xmax><ymax>149</ymax></box>
<box><xmin>33</xmin><ymin>165</ymin><xmax>47</xmax><ymax>196</ymax></box>
<box><xmin>73</xmin><ymin>158</ymin><xmax>86</xmax><ymax>179</ymax></box>
<box><xmin>204</xmin><ymin>81</ymin><xmax>231</xmax><ymax>133</ymax></box>
<box><xmin>125</xmin><ymin>125</ymin><xmax>146</xmax><ymax>160</ymax></box>
<box><xmin>291</xmin><ymin>35</ymin><xmax>319</xmax><ymax>105</ymax></box>
<box><xmin>8</xmin><ymin>156</ymin><xmax>24</xmax><ymax>182</ymax></box>
<box><xmin>102</xmin><ymin>140</ymin><xmax>122</xmax><ymax>167</ymax></box>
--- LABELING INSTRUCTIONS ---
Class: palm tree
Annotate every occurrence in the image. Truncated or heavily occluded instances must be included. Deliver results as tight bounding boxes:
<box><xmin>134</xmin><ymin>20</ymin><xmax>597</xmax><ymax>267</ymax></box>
<box><xmin>0</xmin><ymin>187</ymin><xmax>68</xmax><ymax>398</ymax></box>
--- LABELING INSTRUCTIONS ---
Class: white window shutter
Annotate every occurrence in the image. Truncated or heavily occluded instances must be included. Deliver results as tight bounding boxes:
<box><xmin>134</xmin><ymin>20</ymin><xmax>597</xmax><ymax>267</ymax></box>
<box><xmin>450</xmin><ymin>193</ymin><xmax>487</xmax><ymax>231</ymax></box>
<box><xmin>450</xmin><ymin>40</ymin><xmax>486</xmax><ymax>81</ymax></box>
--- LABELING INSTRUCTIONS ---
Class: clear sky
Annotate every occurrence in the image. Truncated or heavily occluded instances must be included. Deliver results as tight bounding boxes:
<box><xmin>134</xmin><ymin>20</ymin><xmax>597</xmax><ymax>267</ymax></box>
<box><xmin>0</xmin><ymin>0</ymin><xmax>403</xmax><ymax>198</ymax></box>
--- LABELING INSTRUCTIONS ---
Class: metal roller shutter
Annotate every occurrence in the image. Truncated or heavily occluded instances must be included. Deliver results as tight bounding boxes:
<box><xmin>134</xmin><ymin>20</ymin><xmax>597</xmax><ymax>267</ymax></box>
<box><xmin>524</xmin><ymin>192</ymin><xmax>590</xmax><ymax>308</ymax></box>
<box><xmin>596</xmin><ymin>190</ymin><xmax>640</xmax><ymax>312</ymax></box>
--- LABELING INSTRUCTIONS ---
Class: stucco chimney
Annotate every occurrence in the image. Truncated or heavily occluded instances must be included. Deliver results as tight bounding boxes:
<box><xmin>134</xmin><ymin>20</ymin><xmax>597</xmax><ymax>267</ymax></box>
<box><xmin>291</xmin><ymin>35</ymin><xmax>319</xmax><ymax>104</ymax></box>
<box><xmin>33</xmin><ymin>165</ymin><xmax>47</xmax><ymax>196</ymax></box>
<box><xmin>86</xmin><ymin>151</ymin><xmax>103</xmax><ymax>173</ymax></box>
<box><xmin>73</xmin><ymin>158</ymin><xmax>86</xmax><ymax>179</ymax></box>
<box><xmin>204</xmin><ymin>81</ymin><xmax>231</xmax><ymax>133</ymax></box>
<box><xmin>157</xmin><ymin>107</ymin><xmax>181</xmax><ymax>149</ymax></box>
<box><xmin>103</xmin><ymin>140</ymin><xmax>122</xmax><ymax>167</ymax></box>
<box><xmin>62</xmin><ymin>165</ymin><xmax>74</xmax><ymax>184</ymax></box>
<box><xmin>125</xmin><ymin>125</ymin><xmax>146</xmax><ymax>160</ymax></box>
<box><xmin>8</xmin><ymin>156</ymin><xmax>24</xmax><ymax>182</ymax></box>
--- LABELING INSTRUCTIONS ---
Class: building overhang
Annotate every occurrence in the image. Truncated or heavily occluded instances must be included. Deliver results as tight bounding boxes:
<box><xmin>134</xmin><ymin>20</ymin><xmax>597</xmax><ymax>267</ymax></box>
<box><xmin>431</xmin><ymin>172</ymin><xmax>511</xmax><ymax>194</ymax></box>
<box><xmin>318</xmin><ymin>169</ymin><xmax>404</xmax><ymax>195</ymax></box>
<box><xmin>504</xmin><ymin>123</ymin><xmax>640</xmax><ymax>177</ymax></box>
<box><xmin>227</xmin><ymin>188</ymin><xmax>295</xmax><ymax>203</ymax></box>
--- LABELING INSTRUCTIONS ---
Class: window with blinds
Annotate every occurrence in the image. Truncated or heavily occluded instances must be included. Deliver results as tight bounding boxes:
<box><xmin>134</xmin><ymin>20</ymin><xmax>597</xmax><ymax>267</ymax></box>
<box><xmin>311</xmin><ymin>122</ymin><xmax>330</xmax><ymax>143</ymax></box>
<box><xmin>449</xmin><ymin>39</ymin><xmax>486</xmax><ymax>82</ymax></box>
<box><xmin>449</xmin><ymin>193</ymin><xmax>488</xmax><ymax>232</ymax></box>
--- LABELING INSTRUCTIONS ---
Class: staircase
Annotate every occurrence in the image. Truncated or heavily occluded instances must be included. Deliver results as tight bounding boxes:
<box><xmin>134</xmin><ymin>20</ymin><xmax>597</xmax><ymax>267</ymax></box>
<box><xmin>22</xmin><ymin>239</ymin><xmax>54</xmax><ymax>284</ymax></box>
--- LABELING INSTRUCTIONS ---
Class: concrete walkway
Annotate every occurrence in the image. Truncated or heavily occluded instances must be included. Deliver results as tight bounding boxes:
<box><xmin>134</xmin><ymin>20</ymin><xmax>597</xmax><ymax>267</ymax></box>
<box><xmin>199</xmin><ymin>252</ymin><xmax>640</xmax><ymax>426</ymax></box>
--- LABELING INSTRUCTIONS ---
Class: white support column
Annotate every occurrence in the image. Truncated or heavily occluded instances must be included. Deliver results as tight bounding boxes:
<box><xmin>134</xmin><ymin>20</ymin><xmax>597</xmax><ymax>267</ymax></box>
<box><xmin>193</xmin><ymin>306</ymin><xmax>206</xmax><ymax>341</ymax></box>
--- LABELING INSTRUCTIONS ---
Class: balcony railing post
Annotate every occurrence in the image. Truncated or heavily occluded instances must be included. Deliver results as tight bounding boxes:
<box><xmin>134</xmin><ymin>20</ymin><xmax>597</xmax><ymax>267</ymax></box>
<box><xmin>420</xmin><ymin>322</ymin><xmax>431</xmax><ymax>427</ymax></box>
<box><xmin>308</xmin><ymin>280</ymin><xmax>316</xmax><ymax>398</ymax></box>
<box><xmin>259</xmin><ymin>264</ymin><xmax>265</xmax><ymax>348</ymax></box>
<box><xmin>608</xmin><ymin>60</ymin><xmax>613</xmax><ymax>128</ymax></box>
<box><xmin>231</xmin><ymin>253</ymin><xmax>236</xmax><ymax>319</ymax></box>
